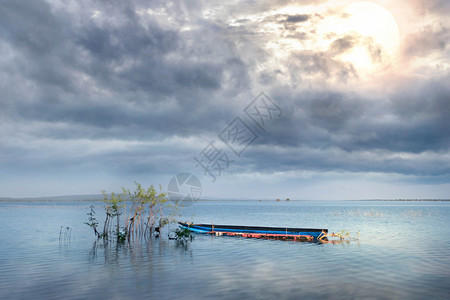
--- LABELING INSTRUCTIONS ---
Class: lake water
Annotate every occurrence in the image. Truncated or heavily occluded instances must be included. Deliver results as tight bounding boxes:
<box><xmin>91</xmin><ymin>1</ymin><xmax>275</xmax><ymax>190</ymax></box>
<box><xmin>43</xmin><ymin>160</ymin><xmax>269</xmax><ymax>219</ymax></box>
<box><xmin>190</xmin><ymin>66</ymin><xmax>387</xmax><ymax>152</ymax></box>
<box><xmin>0</xmin><ymin>200</ymin><xmax>449</xmax><ymax>299</ymax></box>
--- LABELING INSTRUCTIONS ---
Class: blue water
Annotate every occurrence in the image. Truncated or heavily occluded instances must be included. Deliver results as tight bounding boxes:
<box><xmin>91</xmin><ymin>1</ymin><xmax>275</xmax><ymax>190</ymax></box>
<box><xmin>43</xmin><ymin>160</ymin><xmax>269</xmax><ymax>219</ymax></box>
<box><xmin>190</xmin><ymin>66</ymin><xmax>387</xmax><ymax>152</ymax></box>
<box><xmin>0</xmin><ymin>200</ymin><xmax>449</xmax><ymax>299</ymax></box>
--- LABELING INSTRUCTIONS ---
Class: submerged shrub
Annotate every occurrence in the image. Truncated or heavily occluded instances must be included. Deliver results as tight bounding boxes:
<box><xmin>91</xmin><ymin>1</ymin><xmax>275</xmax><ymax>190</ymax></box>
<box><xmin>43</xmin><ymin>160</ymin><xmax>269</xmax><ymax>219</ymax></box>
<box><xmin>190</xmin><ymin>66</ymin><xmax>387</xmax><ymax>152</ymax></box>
<box><xmin>86</xmin><ymin>182</ymin><xmax>179</xmax><ymax>243</ymax></box>
<box><xmin>174</xmin><ymin>226</ymin><xmax>194</xmax><ymax>246</ymax></box>
<box><xmin>85</xmin><ymin>205</ymin><xmax>99</xmax><ymax>238</ymax></box>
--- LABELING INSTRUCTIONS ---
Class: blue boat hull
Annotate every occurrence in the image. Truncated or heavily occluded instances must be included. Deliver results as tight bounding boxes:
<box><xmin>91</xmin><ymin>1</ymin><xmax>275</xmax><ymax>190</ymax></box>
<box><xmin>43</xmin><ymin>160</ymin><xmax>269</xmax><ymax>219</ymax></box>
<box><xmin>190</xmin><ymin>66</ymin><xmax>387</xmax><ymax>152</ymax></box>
<box><xmin>179</xmin><ymin>222</ymin><xmax>327</xmax><ymax>239</ymax></box>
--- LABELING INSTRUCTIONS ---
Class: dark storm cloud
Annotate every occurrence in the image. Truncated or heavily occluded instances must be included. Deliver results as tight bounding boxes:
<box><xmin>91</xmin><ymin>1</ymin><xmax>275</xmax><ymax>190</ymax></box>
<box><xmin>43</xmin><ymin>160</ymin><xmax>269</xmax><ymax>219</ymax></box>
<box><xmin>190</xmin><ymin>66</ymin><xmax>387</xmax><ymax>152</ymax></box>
<box><xmin>0</xmin><ymin>0</ymin><xmax>449</xmax><ymax>190</ymax></box>
<box><xmin>0</xmin><ymin>0</ymin><xmax>78</xmax><ymax>93</ymax></box>
<box><xmin>234</xmin><ymin>143</ymin><xmax>450</xmax><ymax>177</ymax></box>
<box><xmin>241</xmin><ymin>72</ymin><xmax>450</xmax><ymax>177</ymax></box>
<box><xmin>388</xmin><ymin>76</ymin><xmax>450</xmax><ymax>150</ymax></box>
<box><xmin>0</xmin><ymin>1</ymin><xmax>64</xmax><ymax>55</ymax></box>
<box><xmin>72</xmin><ymin>9</ymin><xmax>224</xmax><ymax>98</ymax></box>
<box><xmin>279</xmin><ymin>75</ymin><xmax>450</xmax><ymax>154</ymax></box>
<box><xmin>0</xmin><ymin>0</ymin><xmax>249</xmax><ymax>138</ymax></box>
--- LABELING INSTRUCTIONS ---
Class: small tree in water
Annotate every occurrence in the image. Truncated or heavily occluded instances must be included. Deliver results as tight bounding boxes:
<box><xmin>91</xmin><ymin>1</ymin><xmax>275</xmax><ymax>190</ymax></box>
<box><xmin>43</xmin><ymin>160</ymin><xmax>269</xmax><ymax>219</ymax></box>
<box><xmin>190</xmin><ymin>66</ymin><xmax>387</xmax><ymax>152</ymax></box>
<box><xmin>85</xmin><ymin>205</ymin><xmax>99</xmax><ymax>238</ymax></box>
<box><xmin>121</xmin><ymin>182</ymin><xmax>174</xmax><ymax>240</ymax></box>
<box><xmin>174</xmin><ymin>226</ymin><xmax>194</xmax><ymax>246</ymax></box>
<box><xmin>101</xmin><ymin>191</ymin><xmax>124</xmax><ymax>239</ymax></box>
<box><xmin>87</xmin><ymin>182</ymin><xmax>177</xmax><ymax>242</ymax></box>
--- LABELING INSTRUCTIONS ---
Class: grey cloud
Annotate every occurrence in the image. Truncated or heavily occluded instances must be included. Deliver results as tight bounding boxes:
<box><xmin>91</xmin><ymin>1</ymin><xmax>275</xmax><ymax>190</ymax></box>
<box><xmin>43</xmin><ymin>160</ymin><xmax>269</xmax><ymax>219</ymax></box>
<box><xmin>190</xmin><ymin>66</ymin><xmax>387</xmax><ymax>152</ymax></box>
<box><xmin>328</xmin><ymin>35</ymin><xmax>383</xmax><ymax>63</ymax></box>
<box><xmin>0</xmin><ymin>0</ymin><xmax>78</xmax><ymax>93</ymax></box>
<box><xmin>261</xmin><ymin>13</ymin><xmax>312</xmax><ymax>33</ymax></box>
<box><xmin>1</xmin><ymin>0</ymin><xmax>250</xmax><ymax>139</ymax></box>
<box><xmin>173</xmin><ymin>63</ymin><xmax>223</xmax><ymax>90</ymax></box>
<box><xmin>238</xmin><ymin>144</ymin><xmax>450</xmax><ymax>177</ymax></box>
<box><xmin>289</xmin><ymin>51</ymin><xmax>357</xmax><ymax>81</ymax></box>
<box><xmin>250</xmin><ymin>74</ymin><xmax>450</xmax><ymax>177</ymax></box>
<box><xmin>411</xmin><ymin>0</ymin><xmax>450</xmax><ymax>16</ymax></box>
<box><xmin>430</xmin><ymin>0</ymin><xmax>450</xmax><ymax>14</ymax></box>
<box><xmin>0</xmin><ymin>0</ymin><xmax>65</xmax><ymax>56</ymax></box>
<box><xmin>402</xmin><ymin>25</ymin><xmax>449</xmax><ymax>57</ymax></box>
<box><xmin>285</xmin><ymin>14</ymin><xmax>309</xmax><ymax>23</ymax></box>
<box><xmin>328</xmin><ymin>35</ymin><xmax>355</xmax><ymax>55</ymax></box>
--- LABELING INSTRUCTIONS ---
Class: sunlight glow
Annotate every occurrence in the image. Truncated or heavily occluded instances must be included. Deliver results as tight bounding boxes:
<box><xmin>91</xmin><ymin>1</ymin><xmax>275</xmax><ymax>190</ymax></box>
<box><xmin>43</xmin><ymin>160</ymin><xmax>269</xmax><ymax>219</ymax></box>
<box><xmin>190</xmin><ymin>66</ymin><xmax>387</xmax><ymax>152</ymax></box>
<box><xmin>327</xmin><ymin>1</ymin><xmax>400</xmax><ymax>76</ymax></box>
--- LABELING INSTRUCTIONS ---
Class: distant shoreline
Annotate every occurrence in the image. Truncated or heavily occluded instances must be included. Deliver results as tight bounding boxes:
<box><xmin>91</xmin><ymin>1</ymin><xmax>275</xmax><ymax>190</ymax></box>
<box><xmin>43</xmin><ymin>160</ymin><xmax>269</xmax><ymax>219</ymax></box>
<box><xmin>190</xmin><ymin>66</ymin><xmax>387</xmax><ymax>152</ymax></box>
<box><xmin>0</xmin><ymin>196</ymin><xmax>449</xmax><ymax>203</ymax></box>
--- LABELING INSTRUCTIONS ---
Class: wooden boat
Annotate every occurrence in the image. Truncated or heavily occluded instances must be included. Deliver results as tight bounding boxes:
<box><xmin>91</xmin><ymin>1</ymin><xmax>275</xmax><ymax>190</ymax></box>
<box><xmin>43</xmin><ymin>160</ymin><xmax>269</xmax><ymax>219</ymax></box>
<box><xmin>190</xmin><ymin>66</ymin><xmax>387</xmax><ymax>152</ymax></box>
<box><xmin>178</xmin><ymin>222</ymin><xmax>327</xmax><ymax>241</ymax></box>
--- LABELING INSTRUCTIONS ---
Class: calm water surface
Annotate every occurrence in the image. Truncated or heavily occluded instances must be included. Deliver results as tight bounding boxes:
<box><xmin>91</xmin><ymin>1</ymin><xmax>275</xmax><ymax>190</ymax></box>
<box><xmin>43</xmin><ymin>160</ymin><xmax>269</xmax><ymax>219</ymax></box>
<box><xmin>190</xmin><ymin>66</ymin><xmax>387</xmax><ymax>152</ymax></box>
<box><xmin>0</xmin><ymin>200</ymin><xmax>449</xmax><ymax>299</ymax></box>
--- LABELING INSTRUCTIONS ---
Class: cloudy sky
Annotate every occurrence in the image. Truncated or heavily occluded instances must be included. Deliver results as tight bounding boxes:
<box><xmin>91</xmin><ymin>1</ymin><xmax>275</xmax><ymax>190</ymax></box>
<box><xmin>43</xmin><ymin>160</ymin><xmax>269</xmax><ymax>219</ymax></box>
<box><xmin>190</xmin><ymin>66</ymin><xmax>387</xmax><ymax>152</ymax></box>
<box><xmin>0</xmin><ymin>0</ymin><xmax>449</xmax><ymax>199</ymax></box>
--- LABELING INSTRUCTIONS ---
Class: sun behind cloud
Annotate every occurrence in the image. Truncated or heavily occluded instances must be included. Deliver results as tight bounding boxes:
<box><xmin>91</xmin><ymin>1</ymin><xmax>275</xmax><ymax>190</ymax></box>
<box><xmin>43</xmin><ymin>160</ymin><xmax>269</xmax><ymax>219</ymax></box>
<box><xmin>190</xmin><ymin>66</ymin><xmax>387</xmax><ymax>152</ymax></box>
<box><xmin>318</xmin><ymin>1</ymin><xmax>400</xmax><ymax>78</ymax></box>
<box><xmin>244</xmin><ymin>1</ymin><xmax>402</xmax><ymax>88</ymax></box>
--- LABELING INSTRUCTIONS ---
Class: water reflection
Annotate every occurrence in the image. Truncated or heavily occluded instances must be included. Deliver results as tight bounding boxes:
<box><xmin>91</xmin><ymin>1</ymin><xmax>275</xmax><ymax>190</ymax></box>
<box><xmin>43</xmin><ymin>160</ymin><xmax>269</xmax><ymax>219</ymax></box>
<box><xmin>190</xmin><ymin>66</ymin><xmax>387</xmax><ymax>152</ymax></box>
<box><xmin>88</xmin><ymin>236</ymin><xmax>194</xmax><ymax>266</ymax></box>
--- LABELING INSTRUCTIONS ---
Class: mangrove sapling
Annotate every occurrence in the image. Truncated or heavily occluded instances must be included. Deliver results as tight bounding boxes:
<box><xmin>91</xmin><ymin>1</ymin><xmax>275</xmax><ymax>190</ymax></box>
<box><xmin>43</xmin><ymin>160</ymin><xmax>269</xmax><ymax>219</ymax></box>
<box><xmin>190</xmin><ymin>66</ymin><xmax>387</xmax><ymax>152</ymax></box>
<box><xmin>116</xmin><ymin>231</ymin><xmax>127</xmax><ymax>243</ymax></box>
<box><xmin>85</xmin><ymin>205</ymin><xmax>100</xmax><ymax>238</ymax></box>
<box><xmin>101</xmin><ymin>191</ymin><xmax>124</xmax><ymax>240</ymax></box>
<box><xmin>95</xmin><ymin>182</ymin><xmax>179</xmax><ymax>243</ymax></box>
<box><xmin>121</xmin><ymin>182</ymin><xmax>178</xmax><ymax>240</ymax></box>
<box><xmin>174</xmin><ymin>226</ymin><xmax>194</xmax><ymax>246</ymax></box>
